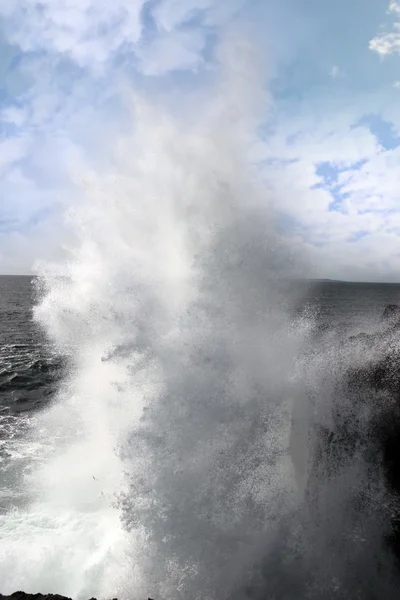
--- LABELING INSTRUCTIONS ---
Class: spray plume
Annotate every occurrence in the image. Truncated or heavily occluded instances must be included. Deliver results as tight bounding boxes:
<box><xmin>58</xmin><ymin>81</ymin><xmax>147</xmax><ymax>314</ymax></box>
<box><xmin>0</xmin><ymin>35</ymin><xmax>365</xmax><ymax>600</ymax></box>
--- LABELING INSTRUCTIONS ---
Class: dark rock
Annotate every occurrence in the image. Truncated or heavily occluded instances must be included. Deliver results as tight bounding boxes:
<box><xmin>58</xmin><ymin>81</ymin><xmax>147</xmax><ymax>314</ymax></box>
<box><xmin>0</xmin><ymin>595</ymin><xmax>154</xmax><ymax>600</ymax></box>
<box><xmin>0</xmin><ymin>594</ymin><xmax>73</xmax><ymax>600</ymax></box>
<box><xmin>381</xmin><ymin>304</ymin><xmax>400</xmax><ymax>324</ymax></box>
<box><xmin>307</xmin><ymin>303</ymin><xmax>400</xmax><ymax>567</ymax></box>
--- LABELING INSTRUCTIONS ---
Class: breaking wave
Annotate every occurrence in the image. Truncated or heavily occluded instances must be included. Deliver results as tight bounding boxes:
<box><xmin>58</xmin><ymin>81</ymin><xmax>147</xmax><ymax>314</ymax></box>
<box><xmin>0</xmin><ymin>37</ymin><xmax>399</xmax><ymax>600</ymax></box>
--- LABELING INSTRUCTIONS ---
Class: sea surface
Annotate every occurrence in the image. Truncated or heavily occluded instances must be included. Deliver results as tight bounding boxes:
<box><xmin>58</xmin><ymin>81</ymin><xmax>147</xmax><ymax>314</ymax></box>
<box><xmin>3</xmin><ymin>276</ymin><xmax>400</xmax><ymax>395</ymax></box>
<box><xmin>0</xmin><ymin>276</ymin><xmax>65</xmax><ymax>513</ymax></box>
<box><xmin>1</xmin><ymin>276</ymin><xmax>400</xmax><ymax>494</ymax></box>
<box><xmin>1</xmin><ymin>275</ymin><xmax>399</xmax><ymax>507</ymax></box>
<box><xmin>1</xmin><ymin>274</ymin><xmax>400</xmax><ymax>597</ymax></box>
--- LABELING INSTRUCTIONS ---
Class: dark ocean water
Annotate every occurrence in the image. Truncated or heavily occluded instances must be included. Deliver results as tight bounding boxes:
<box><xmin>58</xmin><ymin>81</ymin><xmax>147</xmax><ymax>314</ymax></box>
<box><xmin>0</xmin><ymin>277</ymin><xmax>64</xmax><ymax>412</ymax></box>
<box><xmin>1</xmin><ymin>275</ymin><xmax>400</xmax><ymax>597</ymax></box>
<box><xmin>3</xmin><ymin>276</ymin><xmax>400</xmax><ymax>416</ymax></box>
<box><xmin>1</xmin><ymin>276</ymin><xmax>400</xmax><ymax>486</ymax></box>
<box><xmin>0</xmin><ymin>278</ymin><xmax>397</xmax><ymax>470</ymax></box>
<box><xmin>304</xmin><ymin>280</ymin><xmax>400</xmax><ymax>330</ymax></box>
<box><xmin>0</xmin><ymin>276</ymin><xmax>65</xmax><ymax>512</ymax></box>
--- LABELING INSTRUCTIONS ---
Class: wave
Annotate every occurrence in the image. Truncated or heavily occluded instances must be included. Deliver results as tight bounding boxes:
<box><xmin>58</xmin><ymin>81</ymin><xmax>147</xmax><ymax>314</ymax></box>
<box><xmin>0</xmin><ymin>37</ymin><xmax>399</xmax><ymax>600</ymax></box>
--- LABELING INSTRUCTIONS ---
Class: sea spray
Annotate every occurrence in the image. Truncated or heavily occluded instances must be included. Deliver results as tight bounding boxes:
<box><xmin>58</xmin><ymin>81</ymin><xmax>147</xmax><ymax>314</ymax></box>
<box><xmin>1</xmin><ymin>38</ymin><xmax>312</xmax><ymax>599</ymax></box>
<box><xmin>1</xmin><ymin>36</ymin><xmax>398</xmax><ymax>599</ymax></box>
<box><xmin>292</xmin><ymin>311</ymin><xmax>400</xmax><ymax>599</ymax></box>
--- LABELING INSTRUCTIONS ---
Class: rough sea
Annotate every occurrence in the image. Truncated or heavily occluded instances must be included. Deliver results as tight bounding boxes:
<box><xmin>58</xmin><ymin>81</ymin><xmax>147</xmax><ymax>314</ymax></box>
<box><xmin>0</xmin><ymin>276</ymin><xmax>65</xmax><ymax>513</ymax></box>
<box><xmin>2</xmin><ymin>275</ymin><xmax>400</xmax><ymax>599</ymax></box>
<box><xmin>1</xmin><ymin>55</ymin><xmax>400</xmax><ymax>598</ymax></box>
<box><xmin>2</xmin><ymin>276</ymin><xmax>400</xmax><ymax>429</ymax></box>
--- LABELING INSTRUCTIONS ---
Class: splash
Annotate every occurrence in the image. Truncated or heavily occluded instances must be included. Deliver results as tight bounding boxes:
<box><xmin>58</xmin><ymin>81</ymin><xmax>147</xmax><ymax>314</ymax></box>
<box><xmin>0</xmin><ymin>36</ymin><xmax>309</xmax><ymax>599</ymax></box>
<box><xmin>2</xmin><ymin>36</ymin><xmax>395</xmax><ymax>600</ymax></box>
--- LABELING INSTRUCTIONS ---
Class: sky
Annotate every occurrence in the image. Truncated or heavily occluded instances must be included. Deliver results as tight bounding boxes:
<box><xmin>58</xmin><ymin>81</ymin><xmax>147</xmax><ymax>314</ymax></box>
<box><xmin>0</xmin><ymin>0</ymin><xmax>400</xmax><ymax>281</ymax></box>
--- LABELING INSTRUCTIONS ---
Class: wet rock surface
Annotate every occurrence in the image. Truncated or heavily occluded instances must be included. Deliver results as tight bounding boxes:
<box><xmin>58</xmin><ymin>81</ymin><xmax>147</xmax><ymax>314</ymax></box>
<box><xmin>309</xmin><ymin>304</ymin><xmax>400</xmax><ymax>566</ymax></box>
<box><xmin>0</xmin><ymin>594</ymin><xmax>75</xmax><ymax>600</ymax></box>
<box><xmin>0</xmin><ymin>595</ymin><xmax>154</xmax><ymax>600</ymax></box>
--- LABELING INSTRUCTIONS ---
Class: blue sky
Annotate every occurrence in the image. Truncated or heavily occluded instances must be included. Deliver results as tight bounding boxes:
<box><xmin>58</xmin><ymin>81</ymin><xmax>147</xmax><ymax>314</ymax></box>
<box><xmin>1</xmin><ymin>0</ymin><xmax>400</xmax><ymax>280</ymax></box>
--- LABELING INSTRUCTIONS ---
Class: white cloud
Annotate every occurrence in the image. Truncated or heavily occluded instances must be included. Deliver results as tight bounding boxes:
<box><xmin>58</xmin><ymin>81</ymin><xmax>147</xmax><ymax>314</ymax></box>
<box><xmin>0</xmin><ymin>1</ymin><xmax>247</xmax><ymax>274</ymax></box>
<box><xmin>137</xmin><ymin>30</ymin><xmax>206</xmax><ymax>76</ymax></box>
<box><xmin>1</xmin><ymin>106</ymin><xmax>27</xmax><ymax>127</ymax></box>
<box><xmin>2</xmin><ymin>0</ymin><xmax>400</xmax><ymax>281</ymax></box>
<box><xmin>0</xmin><ymin>0</ymin><xmax>244</xmax><ymax>76</ymax></box>
<box><xmin>152</xmin><ymin>0</ymin><xmax>214</xmax><ymax>32</ymax></box>
<box><xmin>0</xmin><ymin>0</ymin><xmax>145</xmax><ymax>73</ymax></box>
<box><xmin>152</xmin><ymin>0</ymin><xmax>245</xmax><ymax>32</ymax></box>
<box><xmin>253</xmin><ymin>120</ymin><xmax>380</xmax><ymax>174</ymax></box>
<box><xmin>249</xmin><ymin>106</ymin><xmax>400</xmax><ymax>281</ymax></box>
<box><xmin>0</xmin><ymin>216</ymin><xmax>70</xmax><ymax>275</ymax></box>
<box><xmin>0</xmin><ymin>131</ymin><xmax>85</xmax><ymax>274</ymax></box>
<box><xmin>336</xmin><ymin>147</ymin><xmax>400</xmax><ymax>212</ymax></box>
<box><xmin>389</xmin><ymin>0</ymin><xmax>400</xmax><ymax>15</ymax></box>
<box><xmin>0</xmin><ymin>135</ymin><xmax>31</xmax><ymax>173</ymax></box>
<box><xmin>369</xmin><ymin>1</ymin><xmax>400</xmax><ymax>56</ymax></box>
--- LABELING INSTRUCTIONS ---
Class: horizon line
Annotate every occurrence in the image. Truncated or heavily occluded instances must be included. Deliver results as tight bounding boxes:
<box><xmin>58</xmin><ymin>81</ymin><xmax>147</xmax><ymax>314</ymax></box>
<box><xmin>1</xmin><ymin>274</ymin><xmax>400</xmax><ymax>285</ymax></box>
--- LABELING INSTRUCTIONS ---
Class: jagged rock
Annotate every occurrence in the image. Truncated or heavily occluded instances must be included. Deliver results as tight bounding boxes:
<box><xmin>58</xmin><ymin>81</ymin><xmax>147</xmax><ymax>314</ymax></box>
<box><xmin>0</xmin><ymin>594</ymin><xmax>74</xmax><ymax>600</ymax></box>
<box><xmin>0</xmin><ymin>594</ymin><xmax>154</xmax><ymax>600</ymax></box>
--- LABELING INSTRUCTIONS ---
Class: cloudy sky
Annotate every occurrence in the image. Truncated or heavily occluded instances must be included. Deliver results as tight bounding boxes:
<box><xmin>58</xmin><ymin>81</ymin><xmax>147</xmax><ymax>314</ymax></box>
<box><xmin>0</xmin><ymin>0</ymin><xmax>400</xmax><ymax>281</ymax></box>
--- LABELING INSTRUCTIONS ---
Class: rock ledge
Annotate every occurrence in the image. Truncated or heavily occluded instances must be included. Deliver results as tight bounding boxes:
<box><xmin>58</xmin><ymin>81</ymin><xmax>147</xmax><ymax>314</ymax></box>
<box><xmin>0</xmin><ymin>594</ymin><xmax>154</xmax><ymax>600</ymax></box>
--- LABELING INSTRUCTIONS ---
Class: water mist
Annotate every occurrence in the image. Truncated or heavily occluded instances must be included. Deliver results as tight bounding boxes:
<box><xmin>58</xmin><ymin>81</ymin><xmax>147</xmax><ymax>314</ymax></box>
<box><xmin>1</xmin><ymin>36</ymin><xmax>394</xmax><ymax>600</ymax></box>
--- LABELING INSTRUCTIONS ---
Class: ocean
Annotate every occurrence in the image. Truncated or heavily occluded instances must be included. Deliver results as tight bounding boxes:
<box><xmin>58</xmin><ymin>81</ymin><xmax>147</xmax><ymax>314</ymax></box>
<box><xmin>0</xmin><ymin>276</ymin><xmax>65</xmax><ymax>513</ymax></box>
<box><xmin>2</xmin><ymin>276</ymin><xmax>400</xmax><ymax>420</ymax></box>
<box><xmin>1</xmin><ymin>275</ymin><xmax>400</xmax><ymax>599</ymax></box>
